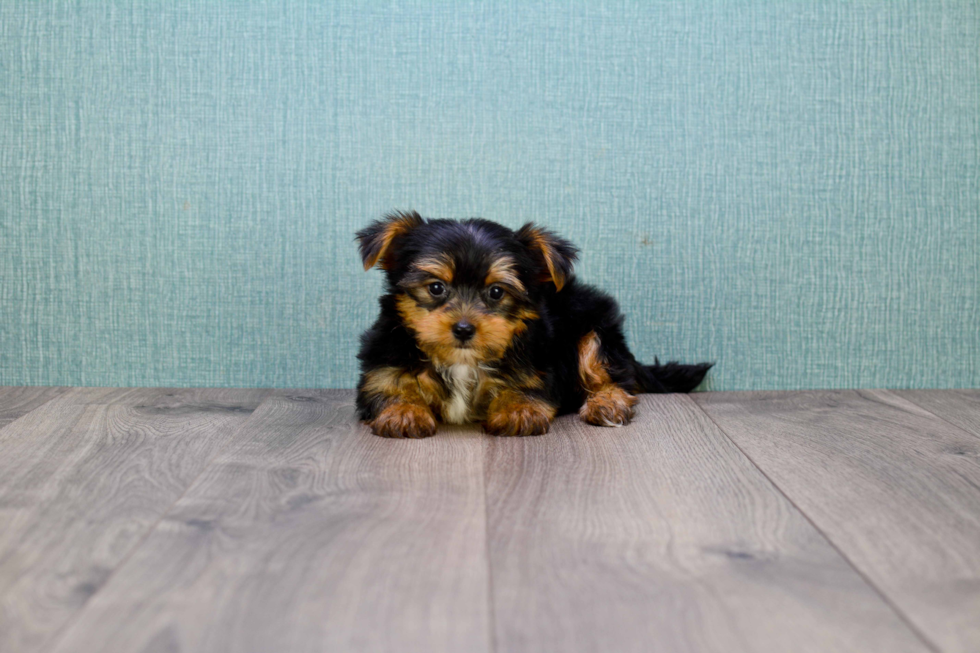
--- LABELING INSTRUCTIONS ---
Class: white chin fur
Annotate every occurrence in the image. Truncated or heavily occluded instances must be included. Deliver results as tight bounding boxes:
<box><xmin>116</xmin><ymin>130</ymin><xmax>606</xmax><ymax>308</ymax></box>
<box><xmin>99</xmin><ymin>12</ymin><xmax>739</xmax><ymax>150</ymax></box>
<box><xmin>441</xmin><ymin>363</ymin><xmax>478</xmax><ymax>424</ymax></box>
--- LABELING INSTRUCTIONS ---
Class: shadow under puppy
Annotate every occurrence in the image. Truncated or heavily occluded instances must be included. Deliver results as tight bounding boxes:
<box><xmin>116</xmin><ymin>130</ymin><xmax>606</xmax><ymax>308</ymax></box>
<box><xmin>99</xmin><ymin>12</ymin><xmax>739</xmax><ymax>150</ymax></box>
<box><xmin>356</xmin><ymin>211</ymin><xmax>712</xmax><ymax>438</ymax></box>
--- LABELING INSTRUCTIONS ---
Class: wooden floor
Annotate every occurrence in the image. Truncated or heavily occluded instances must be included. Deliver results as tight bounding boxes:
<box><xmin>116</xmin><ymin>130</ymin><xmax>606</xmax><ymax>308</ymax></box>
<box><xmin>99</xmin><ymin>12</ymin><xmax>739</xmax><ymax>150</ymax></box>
<box><xmin>0</xmin><ymin>387</ymin><xmax>978</xmax><ymax>653</ymax></box>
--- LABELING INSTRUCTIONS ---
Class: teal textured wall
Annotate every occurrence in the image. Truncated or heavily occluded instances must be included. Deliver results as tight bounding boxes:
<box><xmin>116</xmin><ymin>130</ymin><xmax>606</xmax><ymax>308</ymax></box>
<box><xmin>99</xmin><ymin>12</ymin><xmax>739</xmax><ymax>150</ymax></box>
<box><xmin>1</xmin><ymin>1</ymin><xmax>977</xmax><ymax>390</ymax></box>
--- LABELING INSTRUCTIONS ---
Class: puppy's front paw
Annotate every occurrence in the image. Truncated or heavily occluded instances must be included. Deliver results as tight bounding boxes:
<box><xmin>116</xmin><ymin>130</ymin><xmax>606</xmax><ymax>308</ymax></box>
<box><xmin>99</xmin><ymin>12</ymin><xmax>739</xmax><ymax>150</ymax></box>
<box><xmin>370</xmin><ymin>402</ymin><xmax>438</xmax><ymax>439</ymax></box>
<box><xmin>580</xmin><ymin>385</ymin><xmax>637</xmax><ymax>427</ymax></box>
<box><xmin>484</xmin><ymin>393</ymin><xmax>556</xmax><ymax>437</ymax></box>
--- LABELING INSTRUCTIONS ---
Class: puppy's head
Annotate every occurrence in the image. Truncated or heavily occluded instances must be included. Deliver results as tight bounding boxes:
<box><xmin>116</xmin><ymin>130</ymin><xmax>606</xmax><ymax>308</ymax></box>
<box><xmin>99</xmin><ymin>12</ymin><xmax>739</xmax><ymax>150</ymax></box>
<box><xmin>357</xmin><ymin>212</ymin><xmax>577</xmax><ymax>366</ymax></box>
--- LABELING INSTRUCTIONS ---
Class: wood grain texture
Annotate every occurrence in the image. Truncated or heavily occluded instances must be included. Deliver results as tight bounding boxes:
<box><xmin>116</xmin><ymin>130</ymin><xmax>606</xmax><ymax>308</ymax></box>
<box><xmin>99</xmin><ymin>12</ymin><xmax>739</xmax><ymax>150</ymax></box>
<box><xmin>0</xmin><ymin>387</ymin><xmax>269</xmax><ymax>653</ymax></box>
<box><xmin>0</xmin><ymin>386</ymin><xmax>68</xmax><ymax>429</ymax></box>
<box><xmin>695</xmin><ymin>389</ymin><xmax>980</xmax><ymax>653</ymax></box>
<box><xmin>485</xmin><ymin>394</ymin><xmax>929</xmax><ymax>653</ymax></box>
<box><xmin>895</xmin><ymin>389</ymin><xmax>980</xmax><ymax>440</ymax></box>
<box><xmin>49</xmin><ymin>391</ymin><xmax>491</xmax><ymax>653</ymax></box>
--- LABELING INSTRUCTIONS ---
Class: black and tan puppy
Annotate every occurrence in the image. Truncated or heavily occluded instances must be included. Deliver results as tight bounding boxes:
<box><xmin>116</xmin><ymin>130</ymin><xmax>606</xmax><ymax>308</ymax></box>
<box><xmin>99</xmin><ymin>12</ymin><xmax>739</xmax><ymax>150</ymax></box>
<box><xmin>355</xmin><ymin>211</ymin><xmax>711</xmax><ymax>438</ymax></box>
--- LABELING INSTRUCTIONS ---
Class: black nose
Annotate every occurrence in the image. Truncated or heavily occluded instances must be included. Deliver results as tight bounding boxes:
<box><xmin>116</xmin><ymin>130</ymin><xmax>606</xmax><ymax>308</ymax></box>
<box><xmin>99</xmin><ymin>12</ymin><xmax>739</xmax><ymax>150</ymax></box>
<box><xmin>452</xmin><ymin>320</ymin><xmax>476</xmax><ymax>341</ymax></box>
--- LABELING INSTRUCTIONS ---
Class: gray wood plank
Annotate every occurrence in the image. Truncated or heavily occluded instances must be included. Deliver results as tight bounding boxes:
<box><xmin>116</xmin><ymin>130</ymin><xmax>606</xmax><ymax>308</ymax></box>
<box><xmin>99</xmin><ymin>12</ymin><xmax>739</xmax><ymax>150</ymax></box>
<box><xmin>895</xmin><ymin>389</ymin><xmax>980</xmax><ymax>440</ymax></box>
<box><xmin>0</xmin><ymin>387</ymin><xmax>270</xmax><ymax>653</ymax></box>
<box><xmin>0</xmin><ymin>386</ymin><xmax>68</xmax><ymax>429</ymax></box>
<box><xmin>695</xmin><ymin>389</ymin><xmax>980</xmax><ymax>653</ymax></box>
<box><xmin>485</xmin><ymin>394</ymin><xmax>930</xmax><ymax>653</ymax></box>
<box><xmin>48</xmin><ymin>391</ymin><xmax>491</xmax><ymax>653</ymax></box>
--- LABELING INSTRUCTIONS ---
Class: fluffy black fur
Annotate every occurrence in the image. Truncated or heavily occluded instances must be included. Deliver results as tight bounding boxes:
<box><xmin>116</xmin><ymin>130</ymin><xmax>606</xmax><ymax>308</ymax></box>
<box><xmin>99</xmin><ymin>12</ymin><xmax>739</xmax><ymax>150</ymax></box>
<box><xmin>355</xmin><ymin>211</ymin><xmax>712</xmax><ymax>435</ymax></box>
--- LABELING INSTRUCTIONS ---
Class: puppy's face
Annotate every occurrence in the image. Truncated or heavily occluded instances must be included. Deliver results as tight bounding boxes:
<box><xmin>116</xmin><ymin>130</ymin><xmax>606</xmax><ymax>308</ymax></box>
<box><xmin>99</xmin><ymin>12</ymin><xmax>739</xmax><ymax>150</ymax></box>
<box><xmin>357</xmin><ymin>212</ymin><xmax>577</xmax><ymax>367</ymax></box>
<box><xmin>393</xmin><ymin>244</ymin><xmax>536</xmax><ymax>368</ymax></box>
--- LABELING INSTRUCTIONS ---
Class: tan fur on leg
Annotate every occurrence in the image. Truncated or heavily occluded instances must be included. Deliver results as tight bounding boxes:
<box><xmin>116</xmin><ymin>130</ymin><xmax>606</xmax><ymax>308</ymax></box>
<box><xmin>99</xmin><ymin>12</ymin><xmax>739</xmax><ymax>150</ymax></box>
<box><xmin>484</xmin><ymin>389</ymin><xmax>556</xmax><ymax>437</ymax></box>
<box><xmin>577</xmin><ymin>331</ymin><xmax>637</xmax><ymax>427</ymax></box>
<box><xmin>579</xmin><ymin>385</ymin><xmax>637</xmax><ymax>427</ymax></box>
<box><xmin>362</xmin><ymin>366</ymin><xmax>443</xmax><ymax>438</ymax></box>
<box><xmin>370</xmin><ymin>400</ymin><xmax>438</xmax><ymax>439</ymax></box>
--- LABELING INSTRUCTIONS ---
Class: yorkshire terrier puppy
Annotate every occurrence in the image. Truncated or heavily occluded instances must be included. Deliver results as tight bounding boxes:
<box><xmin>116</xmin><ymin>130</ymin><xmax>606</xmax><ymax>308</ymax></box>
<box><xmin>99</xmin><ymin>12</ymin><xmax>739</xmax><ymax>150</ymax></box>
<box><xmin>355</xmin><ymin>211</ymin><xmax>712</xmax><ymax>438</ymax></box>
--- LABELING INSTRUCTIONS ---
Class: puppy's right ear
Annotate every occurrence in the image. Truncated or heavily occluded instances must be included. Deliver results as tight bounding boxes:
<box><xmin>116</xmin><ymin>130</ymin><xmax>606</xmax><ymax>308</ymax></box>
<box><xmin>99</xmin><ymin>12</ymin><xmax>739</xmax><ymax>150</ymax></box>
<box><xmin>356</xmin><ymin>211</ymin><xmax>424</xmax><ymax>270</ymax></box>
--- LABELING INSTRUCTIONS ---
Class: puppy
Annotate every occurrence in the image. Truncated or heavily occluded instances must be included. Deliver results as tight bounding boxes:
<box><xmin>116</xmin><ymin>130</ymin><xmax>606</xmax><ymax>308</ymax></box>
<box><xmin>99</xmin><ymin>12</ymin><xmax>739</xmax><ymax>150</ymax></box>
<box><xmin>355</xmin><ymin>211</ymin><xmax>712</xmax><ymax>438</ymax></box>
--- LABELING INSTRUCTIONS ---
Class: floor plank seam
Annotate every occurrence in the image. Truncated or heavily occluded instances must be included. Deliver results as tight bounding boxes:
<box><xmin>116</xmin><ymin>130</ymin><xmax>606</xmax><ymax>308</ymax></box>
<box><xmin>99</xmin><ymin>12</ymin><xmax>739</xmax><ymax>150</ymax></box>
<box><xmin>686</xmin><ymin>395</ymin><xmax>944</xmax><ymax>653</ymax></box>
<box><xmin>38</xmin><ymin>390</ymin><xmax>279</xmax><ymax>653</ymax></box>
<box><xmin>482</xmin><ymin>439</ymin><xmax>499</xmax><ymax>653</ymax></box>
<box><xmin>888</xmin><ymin>390</ymin><xmax>980</xmax><ymax>443</ymax></box>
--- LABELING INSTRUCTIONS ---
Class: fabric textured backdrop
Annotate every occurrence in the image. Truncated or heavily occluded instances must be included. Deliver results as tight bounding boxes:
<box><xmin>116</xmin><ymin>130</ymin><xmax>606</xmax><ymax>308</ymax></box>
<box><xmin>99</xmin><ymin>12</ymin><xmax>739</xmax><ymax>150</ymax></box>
<box><xmin>1</xmin><ymin>1</ymin><xmax>977</xmax><ymax>390</ymax></box>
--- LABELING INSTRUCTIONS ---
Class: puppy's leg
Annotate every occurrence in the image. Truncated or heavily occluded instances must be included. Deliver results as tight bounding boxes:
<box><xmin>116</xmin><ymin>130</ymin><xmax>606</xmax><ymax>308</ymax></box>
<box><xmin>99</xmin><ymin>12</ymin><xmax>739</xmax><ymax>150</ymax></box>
<box><xmin>577</xmin><ymin>331</ymin><xmax>637</xmax><ymax>427</ymax></box>
<box><xmin>358</xmin><ymin>367</ymin><xmax>442</xmax><ymax>438</ymax></box>
<box><xmin>484</xmin><ymin>388</ymin><xmax>556</xmax><ymax>437</ymax></box>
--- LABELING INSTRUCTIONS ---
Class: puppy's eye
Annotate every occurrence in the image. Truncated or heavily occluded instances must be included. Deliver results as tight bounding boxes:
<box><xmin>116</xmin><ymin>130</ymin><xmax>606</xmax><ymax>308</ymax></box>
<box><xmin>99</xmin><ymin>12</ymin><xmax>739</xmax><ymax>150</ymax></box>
<box><xmin>487</xmin><ymin>285</ymin><xmax>504</xmax><ymax>301</ymax></box>
<box><xmin>428</xmin><ymin>282</ymin><xmax>446</xmax><ymax>297</ymax></box>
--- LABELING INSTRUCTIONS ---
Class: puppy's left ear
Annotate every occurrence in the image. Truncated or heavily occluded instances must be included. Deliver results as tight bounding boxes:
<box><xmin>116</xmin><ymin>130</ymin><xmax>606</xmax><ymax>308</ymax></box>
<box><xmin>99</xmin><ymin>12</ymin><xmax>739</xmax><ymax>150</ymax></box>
<box><xmin>516</xmin><ymin>223</ymin><xmax>579</xmax><ymax>291</ymax></box>
<box><xmin>356</xmin><ymin>211</ymin><xmax>424</xmax><ymax>270</ymax></box>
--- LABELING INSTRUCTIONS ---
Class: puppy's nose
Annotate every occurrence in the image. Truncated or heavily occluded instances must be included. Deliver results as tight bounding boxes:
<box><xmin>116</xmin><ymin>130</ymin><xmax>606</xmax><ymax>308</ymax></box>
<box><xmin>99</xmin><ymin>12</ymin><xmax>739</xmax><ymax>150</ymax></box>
<box><xmin>452</xmin><ymin>320</ymin><xmax>476</xmax><ymax>341</ymax></box>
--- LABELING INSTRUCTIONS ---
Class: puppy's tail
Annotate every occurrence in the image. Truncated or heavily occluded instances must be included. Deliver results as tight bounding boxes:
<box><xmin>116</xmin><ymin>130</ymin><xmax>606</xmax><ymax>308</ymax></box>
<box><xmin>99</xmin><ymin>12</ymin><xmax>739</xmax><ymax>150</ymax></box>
<box><xmin>634</xmin><ymin>359</ymin><xmax>713</xmax><ymax>394</ymax></box>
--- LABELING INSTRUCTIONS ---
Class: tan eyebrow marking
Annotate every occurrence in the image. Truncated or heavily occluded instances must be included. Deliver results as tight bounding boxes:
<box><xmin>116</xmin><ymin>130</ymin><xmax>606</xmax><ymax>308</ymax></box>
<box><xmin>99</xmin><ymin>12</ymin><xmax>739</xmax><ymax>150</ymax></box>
<box><xmin>414</xmin><ymin>255</ymin><xmax>455</xmax><ymax>283</ymax></box>
<box><xmin>485</xmin><ymin>256</ymin><xmax>525</xmax><ymax>293</ymax></box>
